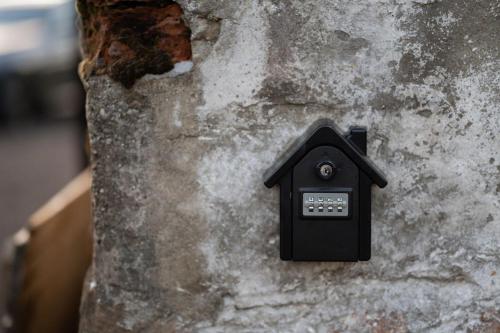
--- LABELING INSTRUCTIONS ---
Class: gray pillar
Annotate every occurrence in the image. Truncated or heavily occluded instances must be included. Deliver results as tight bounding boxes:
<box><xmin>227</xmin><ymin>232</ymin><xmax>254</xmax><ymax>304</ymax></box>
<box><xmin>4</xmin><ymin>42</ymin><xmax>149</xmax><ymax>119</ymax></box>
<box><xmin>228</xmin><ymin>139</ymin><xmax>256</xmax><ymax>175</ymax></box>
<box><xmin>78</xmin><ymin>1</ymin><xmax>500</xmax><ymax>332</ymax></box>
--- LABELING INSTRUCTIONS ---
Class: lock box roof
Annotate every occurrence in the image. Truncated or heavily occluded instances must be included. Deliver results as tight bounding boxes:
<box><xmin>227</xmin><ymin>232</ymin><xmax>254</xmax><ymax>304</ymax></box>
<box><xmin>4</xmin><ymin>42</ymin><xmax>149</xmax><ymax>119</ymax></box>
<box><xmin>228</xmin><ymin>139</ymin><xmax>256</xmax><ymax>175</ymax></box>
<box><xmin>263</xmin><ymin>119</ymin><xmax>388</xmax><ymax>188</ymax></box>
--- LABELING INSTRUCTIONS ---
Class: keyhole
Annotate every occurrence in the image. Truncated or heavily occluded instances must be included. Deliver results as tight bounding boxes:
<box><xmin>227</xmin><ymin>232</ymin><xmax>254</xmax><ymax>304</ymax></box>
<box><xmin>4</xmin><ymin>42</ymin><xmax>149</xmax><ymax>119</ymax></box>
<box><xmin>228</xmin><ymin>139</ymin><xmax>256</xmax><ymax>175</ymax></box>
<box><xmin>316</xmin><ymin>161</ymin><xmax>335</xmax><ymax>180</ymax></box>
<box><xmin>320</xmin><ymin>164</ymin><xmax>332</xmax><ymax>177</ymax></box>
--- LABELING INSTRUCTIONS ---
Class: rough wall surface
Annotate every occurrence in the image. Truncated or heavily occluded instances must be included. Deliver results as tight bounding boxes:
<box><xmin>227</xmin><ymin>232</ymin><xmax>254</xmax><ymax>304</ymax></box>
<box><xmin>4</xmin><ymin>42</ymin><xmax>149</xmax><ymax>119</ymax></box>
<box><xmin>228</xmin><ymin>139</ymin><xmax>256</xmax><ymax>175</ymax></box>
<box><xmin>79</xmin><ymin>1</ymin><xmax>500</xmax><ymax>332</ymax></box>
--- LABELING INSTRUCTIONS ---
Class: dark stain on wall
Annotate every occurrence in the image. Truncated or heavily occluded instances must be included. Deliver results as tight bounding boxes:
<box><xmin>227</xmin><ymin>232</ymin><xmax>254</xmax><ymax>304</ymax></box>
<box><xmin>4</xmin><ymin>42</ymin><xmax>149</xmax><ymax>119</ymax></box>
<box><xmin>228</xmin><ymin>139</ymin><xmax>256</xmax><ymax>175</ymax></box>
<box><xmin>396</xmin><ymin>0</ymin><xmax>500</xmax><ymax>84</ymax></box>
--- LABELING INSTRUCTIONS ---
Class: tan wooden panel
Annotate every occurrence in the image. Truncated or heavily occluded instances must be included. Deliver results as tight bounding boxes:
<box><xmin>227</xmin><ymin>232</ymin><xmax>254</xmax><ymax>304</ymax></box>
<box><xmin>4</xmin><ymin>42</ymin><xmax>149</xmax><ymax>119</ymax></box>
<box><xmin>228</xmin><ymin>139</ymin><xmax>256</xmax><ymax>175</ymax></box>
<box><xmin>14</xmin><ymin>169</ymin><xmax>92</xmax><ymax>333</ymax></box>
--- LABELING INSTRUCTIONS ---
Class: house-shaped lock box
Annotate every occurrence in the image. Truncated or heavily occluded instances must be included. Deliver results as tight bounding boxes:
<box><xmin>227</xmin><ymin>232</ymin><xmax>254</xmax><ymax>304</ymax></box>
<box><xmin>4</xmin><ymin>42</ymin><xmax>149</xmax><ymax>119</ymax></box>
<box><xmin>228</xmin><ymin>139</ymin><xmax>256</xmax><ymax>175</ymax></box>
<box><xmin>264</xmin><ymin>119</ymin><xmax>387</xmax><ymax>261</ymax></box>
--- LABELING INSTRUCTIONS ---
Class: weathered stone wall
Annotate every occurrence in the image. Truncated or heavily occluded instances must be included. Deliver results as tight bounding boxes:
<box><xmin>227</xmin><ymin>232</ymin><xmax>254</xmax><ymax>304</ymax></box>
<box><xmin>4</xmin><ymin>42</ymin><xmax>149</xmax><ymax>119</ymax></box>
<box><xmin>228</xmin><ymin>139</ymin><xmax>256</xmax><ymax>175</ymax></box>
<box><xmin>78</xmin><ymin>1</ymin><xmax>500</xmax><ymax>332</ymax></box>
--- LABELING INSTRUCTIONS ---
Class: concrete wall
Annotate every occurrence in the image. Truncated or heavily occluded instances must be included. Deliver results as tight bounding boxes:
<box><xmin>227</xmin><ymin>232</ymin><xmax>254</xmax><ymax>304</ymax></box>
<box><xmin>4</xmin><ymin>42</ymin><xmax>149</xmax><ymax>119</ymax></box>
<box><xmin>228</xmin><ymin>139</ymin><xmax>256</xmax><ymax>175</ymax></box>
<box><xmin>78</xmin><ymin>1</ymin><xmax>500</xmax><ymax>332</ymax></box>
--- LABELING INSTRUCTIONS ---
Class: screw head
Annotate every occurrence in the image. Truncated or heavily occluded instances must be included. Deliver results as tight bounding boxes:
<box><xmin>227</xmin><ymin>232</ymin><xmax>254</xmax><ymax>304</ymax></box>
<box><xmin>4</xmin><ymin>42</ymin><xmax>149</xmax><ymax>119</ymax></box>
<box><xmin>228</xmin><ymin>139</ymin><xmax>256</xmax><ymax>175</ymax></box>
<box><xmin>316</xmin><ymin>161</ymin><xmax>335</xmax><ymax>180</ymax></box>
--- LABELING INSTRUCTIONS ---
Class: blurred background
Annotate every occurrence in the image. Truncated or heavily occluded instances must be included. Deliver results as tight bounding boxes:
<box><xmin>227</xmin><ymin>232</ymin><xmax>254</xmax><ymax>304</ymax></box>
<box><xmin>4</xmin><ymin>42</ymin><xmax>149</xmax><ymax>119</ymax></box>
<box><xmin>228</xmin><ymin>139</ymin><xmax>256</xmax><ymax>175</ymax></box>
<box><xmin>0</xmin><ymin>0</ymin><xmax>87</xmax><ymax>244</ymax></box>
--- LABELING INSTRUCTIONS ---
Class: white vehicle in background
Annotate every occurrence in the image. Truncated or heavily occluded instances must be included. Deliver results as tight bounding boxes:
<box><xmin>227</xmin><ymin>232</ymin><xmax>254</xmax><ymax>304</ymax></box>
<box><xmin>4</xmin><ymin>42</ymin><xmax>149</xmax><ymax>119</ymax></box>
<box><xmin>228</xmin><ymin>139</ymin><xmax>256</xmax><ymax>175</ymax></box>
<box><xmin>0</xmin><ymin>0</ymin><xmax>82</xmax><ymax>124</ymax></box>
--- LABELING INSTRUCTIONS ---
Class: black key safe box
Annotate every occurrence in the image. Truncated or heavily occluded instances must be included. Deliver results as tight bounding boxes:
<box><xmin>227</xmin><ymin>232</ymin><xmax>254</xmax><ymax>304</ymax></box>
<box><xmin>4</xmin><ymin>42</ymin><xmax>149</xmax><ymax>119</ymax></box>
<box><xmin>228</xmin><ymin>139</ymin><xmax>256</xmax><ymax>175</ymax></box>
<box><xmin>263</xmin><ymin>119</ymin><xmax>387</xmax><ymax>261</ymax></box>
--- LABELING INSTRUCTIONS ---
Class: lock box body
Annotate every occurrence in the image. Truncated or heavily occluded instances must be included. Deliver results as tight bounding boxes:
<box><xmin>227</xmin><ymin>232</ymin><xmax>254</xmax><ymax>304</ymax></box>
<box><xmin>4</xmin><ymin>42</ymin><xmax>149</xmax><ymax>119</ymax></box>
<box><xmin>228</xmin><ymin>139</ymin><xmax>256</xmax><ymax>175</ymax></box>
<box><xmin>264</xmin><ymin>119</ymin><xmax>387</xmax><ymax>261</ymax></box>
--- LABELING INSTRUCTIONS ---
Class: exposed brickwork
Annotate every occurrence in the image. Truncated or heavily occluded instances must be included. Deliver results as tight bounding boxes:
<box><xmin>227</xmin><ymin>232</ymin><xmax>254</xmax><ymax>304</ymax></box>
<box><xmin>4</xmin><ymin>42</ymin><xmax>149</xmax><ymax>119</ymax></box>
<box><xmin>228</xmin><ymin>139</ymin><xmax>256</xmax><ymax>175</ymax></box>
<box><xmin>77</xmin><ymin>0</ymin><xmax>191</xmax><ymax>88</ymax></box>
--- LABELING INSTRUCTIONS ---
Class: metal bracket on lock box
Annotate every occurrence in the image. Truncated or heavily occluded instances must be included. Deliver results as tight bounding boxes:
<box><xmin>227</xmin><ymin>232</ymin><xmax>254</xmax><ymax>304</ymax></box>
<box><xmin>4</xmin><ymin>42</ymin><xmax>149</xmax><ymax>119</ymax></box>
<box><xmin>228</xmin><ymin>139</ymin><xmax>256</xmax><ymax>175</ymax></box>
<box><xmin>263</xmin><ymin>119</ymin><xmax>387</xmax><ymax>262</ymax></box>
